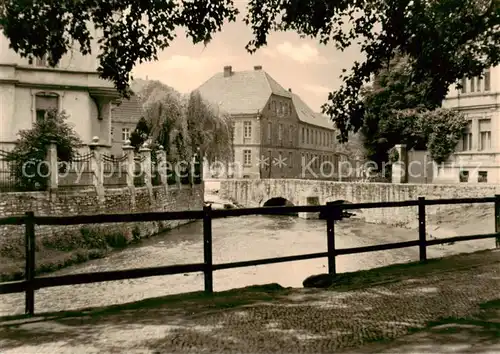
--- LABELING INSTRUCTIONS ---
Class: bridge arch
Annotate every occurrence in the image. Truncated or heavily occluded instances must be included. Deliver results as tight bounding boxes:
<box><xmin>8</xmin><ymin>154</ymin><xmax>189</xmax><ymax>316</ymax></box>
<box><xmin>262</xmin><ymin>197</ymin><xmax>297</xmax><ymax>216</ymax></box>
<box><xmin>262</xmin><ymin>197</ymin><xmax>294</xmax><ymax>207</ymax></box>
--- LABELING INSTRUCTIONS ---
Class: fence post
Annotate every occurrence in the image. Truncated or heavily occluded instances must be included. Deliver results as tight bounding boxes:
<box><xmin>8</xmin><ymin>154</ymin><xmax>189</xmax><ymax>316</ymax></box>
<box><xmin>89</xmin><ymin>136</ymin><xmax>105</xmax><ymax>201</ymax></box>
<box><xmin>25</xmin><ymin>211</ymin><xmax>35</xmax><ymax>316</ymax></box>
<box><xmin>495</xmin><ymin>195</ymin><xmax>500</xmax><ymax>248</ymax></box>
<box><xmin>418</xmin><ymin>197</ymin><xmax>427</xmax><ymax>261</ymax></box>
<box><xmin>122</xmin><ymin>140</ymin><xmax>136</xmax><ymax>208</ymax></box>
<box><xmin>203</xmin><ymin>204</ymin><xmax>213</xmax><ymax>294</ymax></box>
<box><xmin>46</xmin><ymin>140</ymin><xmax>58</xmax><ymax>192</ymax></box>
<box><xmin>139</xmin><ymin>143</ymin><xmax>153</xmax><ymax>197</ymax></box>
<box><xmin>326</xmin><ymin>202</ymin><xmax>338</xmax><ymax>275</ymax></box>
<box><xmin>156</xmin><ymin>147</ymin><xmax>168</xmax><ymax>186</ymax></box>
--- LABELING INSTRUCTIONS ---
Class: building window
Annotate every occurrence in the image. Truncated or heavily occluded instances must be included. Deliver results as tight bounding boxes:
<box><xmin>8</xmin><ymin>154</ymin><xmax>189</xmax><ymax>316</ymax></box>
<box><xmin>462</xmin><ymin>121</ymin><xmax>472</xmax><ymax>151</ymax></box>
<box><xmin>301</xmin><ymin>127</ymin><xmax>305</xmax><ymax>144</ymax></box>
<box><xmin>306</xmin><ymin>129</ymin><xmax>310</xmax><ymax>144</ymax></box>
<box><xmin>289</xmin><ymin>126</ymin><xmax>293</xmax><ymax>145</ymax></box>
<box><xmin>484</xmin><ymin>69</ymin><xmax>491</xmax><ymax>91</ymax></box>
<box><xmin>267</xmin><ymin>122</ymin><xmax>272</xmax><ymax>143</ymax></box>
<box><xmin>271</xmin><ymin>101</ymin><xmax>276</xmax><ymax>115</ymax></box>
<box><xmin>461</xmin><ymin>77</ymin><xmax>467</xmax><ymax>94</ymax></box>
<box><xmin>35</xmin><ymin>92</ymin><xmax>59</xmax><ymax>122</ymax></box>
<box><xmin>470</xmin><ymin>77</ymin><xmax>475</xmax><ymax>93</ymax></box>
<box><xmin>122</xmin><ymin>128</ymin><xmax>131</xmax><ymax>141</ymax></box>
<box><xmin>243</xmin><ymin>149</ymin><xmax>252</xmax><ymax>166</ymax></box>
<box><xmin>279</xmin><ymin>102</ymin><xmax>284</xmax><ymax>116</ymax></box>
<box><xmin>459</xmin><ymin>170</ymin><xmax>469</xmax><ymax>183</ymax></box>
<box><xmin>479</xmin><ymin>119</ymin><xmax>491</xmax><ymax>151</ymax></box>
<box><xmin>35</xmin><ymin>54</ymin><xmax>48</xmax><ymax>67</ymax></box>
<box><xmin>478</xmin><ymin>171</ymin><xmax>488</xmax><ymax>183</ymax></box>
<box><xmin>278</xmin><ymin>124</ymin><xmax>283</xmax><ymax>142</ymax></box>
<box><xmin>288</xmin><ymin>151</ymin><xmax>293</xmax><ymax>168</ymax></box>
<box><xmin>243</xmin><ymin>121</ymin><xmax>252</xmax><ymax>138</ymax></box>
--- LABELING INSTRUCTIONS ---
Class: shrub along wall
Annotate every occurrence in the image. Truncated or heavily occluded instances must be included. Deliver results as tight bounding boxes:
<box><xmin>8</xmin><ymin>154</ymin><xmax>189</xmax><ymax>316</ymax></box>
<box><xmin>0</xmin><ymin>184</ymin><xmax>204</xmax><ymax>281</ymax></box>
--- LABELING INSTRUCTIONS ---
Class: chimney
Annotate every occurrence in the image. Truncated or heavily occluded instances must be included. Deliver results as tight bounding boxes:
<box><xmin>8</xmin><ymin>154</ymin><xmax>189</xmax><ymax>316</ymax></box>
<box><xmin>223</xmin><ymin>65</ymin><xmax>232</xmax><ymax>77</ymax></box>
<box><xmin>288</xmin><ymin>88</ymin><xmax>292</xmax><ymax>92</ymax></box>
<box><xmin>254</xmin><ymin>65</ymin><xmax>262</xmax><ymax>71</ymax></box>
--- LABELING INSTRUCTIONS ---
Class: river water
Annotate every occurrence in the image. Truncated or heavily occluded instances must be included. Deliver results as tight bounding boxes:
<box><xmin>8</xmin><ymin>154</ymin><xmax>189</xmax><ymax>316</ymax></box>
<box><xmin>0</xmin><ymin>213</ymin><xmax>494</xmax><ymax>317</ymax></box>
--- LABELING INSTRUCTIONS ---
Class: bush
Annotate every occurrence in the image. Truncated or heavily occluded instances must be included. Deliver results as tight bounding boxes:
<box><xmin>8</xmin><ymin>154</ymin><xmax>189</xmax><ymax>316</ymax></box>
<box><xmin>5</xmin><ymin>109</ymin><xmax>81</xmax><ymax>191</ymax></box>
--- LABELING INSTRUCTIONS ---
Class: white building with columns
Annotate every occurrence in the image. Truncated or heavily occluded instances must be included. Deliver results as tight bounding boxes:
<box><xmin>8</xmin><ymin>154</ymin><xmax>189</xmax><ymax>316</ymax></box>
<box><xmin>0</xmin><ymin>29</ymin><xmax>119</xmax><ymax>152</ymax></box>
<box><xmin>439</xmin><ymin>66</ymin><xmax>500</xmax><ymax>184</ymax></box>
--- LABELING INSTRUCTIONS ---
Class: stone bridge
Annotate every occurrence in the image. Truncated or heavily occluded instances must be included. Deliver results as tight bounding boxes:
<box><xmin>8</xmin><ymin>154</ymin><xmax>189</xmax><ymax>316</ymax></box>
<box><xmin>219</xmin><ymin>179</ymin><xmax>500</xmax><ymax>226</ymax></box>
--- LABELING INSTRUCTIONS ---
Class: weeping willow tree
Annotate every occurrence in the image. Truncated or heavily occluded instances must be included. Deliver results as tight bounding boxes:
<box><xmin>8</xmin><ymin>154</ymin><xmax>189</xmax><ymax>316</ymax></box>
<box><xmin>186</xmin><ymin>90</ymin><xmax>233</xmax><ymax>163</ymax></box>
<box><xmin>135</xmin><ymin>80</ymin><xmax>233</xmax><ymax>165</ymax></box>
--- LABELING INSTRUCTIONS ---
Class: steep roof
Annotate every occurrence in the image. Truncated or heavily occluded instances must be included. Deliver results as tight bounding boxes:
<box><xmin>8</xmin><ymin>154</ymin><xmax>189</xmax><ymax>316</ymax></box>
<box><xmin>291</xmin><ymin>93</ymin><xmax>334</xmax><ymax>130</ymax></box>
<box><xmin>111</xmin><ymin>94</ymin><xmax>143</xmax><ymax>124</ymax></box>
<box><xmin>196</xmin><ymin>68</ymin><xmax>292</xmax><ymax>115</ymax></box>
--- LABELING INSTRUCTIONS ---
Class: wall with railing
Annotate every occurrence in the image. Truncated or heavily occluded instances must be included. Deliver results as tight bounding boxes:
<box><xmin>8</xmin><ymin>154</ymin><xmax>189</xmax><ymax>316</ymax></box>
<box><xmin>0</xmin><ymin>138</ymin><xmax>205</xmax><ymax>275</ymax></box>
<box><xmin>0</xmin><ymin>137</ymin><xmax>203</xmax><ymax>195</ymax></box>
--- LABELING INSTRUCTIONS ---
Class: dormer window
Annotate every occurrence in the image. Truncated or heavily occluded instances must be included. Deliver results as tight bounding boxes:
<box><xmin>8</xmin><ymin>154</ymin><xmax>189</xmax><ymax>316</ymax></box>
<box><xmin>35</xmin><ymin>54</ymin><xmax>48</xmax><ymax>67</ymax></box>
<box><xmin>460</xmin><ymin>68</ymin><xmax>492</xmax><ymax>94</ymax></box>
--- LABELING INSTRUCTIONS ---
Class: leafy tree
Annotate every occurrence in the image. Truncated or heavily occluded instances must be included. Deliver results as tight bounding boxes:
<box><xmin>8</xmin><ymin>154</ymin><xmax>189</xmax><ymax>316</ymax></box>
<box><xmin>2</xmin><ymin>0</ymin><xmax>498</xmax><ymax>141</ymax></box>
<box><xmin>129</xmin><ymin>117</ymin><xmax>150</xmax><ymax>151</ymax></box>
<box><xmin>186</xmin><ymin>90</ymin><xmax>233</xmax><ymax>164</ymax></box>
<box><xmin>361</xmin><ymin>54</ymin><xmax>431</xmax><ymax>166</ymax></box>
<box><xmin>136</xmin><ymin>80</ymin><xmax>233</xmax><ymax>164</ymax></box>
<box><xmin>6</xmin><ymin>109</ymin><xmax>82</xmax><ymax>191</ymax></box>
<box><xmin>361</xmin><ymin>55</ymin><xmax>468</xmax><ymax>167</ymax></box>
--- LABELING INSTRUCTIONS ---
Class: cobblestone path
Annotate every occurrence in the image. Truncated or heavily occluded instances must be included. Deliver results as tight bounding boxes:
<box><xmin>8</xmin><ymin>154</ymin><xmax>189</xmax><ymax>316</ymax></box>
<box><xmin>0</xmin><ymin>249</ymin><xmax>499</xmax><ymax>353</ymax></box>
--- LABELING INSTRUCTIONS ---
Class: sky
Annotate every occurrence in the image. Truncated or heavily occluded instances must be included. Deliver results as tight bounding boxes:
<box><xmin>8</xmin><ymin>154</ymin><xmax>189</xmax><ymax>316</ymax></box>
<box><xmin>132</xmin><ymin>3</ymin><xmax>364</xmax><ymax>113</ymax></box>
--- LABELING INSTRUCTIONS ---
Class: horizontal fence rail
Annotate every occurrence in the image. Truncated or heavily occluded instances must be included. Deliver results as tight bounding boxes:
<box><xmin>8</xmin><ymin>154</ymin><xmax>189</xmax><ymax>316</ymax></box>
<box><xmin>0</xmin><ymin>195</ymin><xmax>499</xmax><ymax>316</ymax></box>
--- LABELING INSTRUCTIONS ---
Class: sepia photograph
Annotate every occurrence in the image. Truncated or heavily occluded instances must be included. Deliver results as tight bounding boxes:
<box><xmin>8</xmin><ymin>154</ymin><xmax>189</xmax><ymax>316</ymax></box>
<box><xmin>0</xmin><ymin>0</ymin><xmax>499</xmax><ymax>353</ymax></box>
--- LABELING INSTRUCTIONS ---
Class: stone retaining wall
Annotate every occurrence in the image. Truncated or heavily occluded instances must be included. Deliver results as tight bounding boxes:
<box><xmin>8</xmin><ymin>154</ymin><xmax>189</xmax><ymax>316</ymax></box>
<box><xmin>0</xmin><ymin>185</ymin><xmax>204</xmax><ymax>246</ymax></box>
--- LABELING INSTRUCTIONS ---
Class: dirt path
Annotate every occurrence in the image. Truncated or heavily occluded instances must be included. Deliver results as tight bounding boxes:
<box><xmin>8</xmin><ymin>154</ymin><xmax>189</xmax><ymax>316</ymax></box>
<box><xmin>1</xmin><ymin>249</ymin><xmax>499</xmax><ymax>353</ymax></box>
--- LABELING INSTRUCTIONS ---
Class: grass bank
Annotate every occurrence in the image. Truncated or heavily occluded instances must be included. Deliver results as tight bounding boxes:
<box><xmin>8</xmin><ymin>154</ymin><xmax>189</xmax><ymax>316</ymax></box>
<box><xmin>0</xmin><ymin>222</ymin><xmax>193</xmax><ymax>283</ymax></box>
<box><xmin>303</xmin><ymin>248</ymin><xmax>499</xmax><ymax>290</ymax></box>
<box><xmin>0</xmin><ymin>226</ymin><xmax>142</xmax><ymax>283</ymax></box>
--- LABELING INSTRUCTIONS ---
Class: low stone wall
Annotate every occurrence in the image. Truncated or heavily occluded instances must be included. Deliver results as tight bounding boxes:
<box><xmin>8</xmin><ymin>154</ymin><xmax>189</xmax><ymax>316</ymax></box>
<box><xmin>219</xmin><ymin>179</ymin><xmax>499</xmax><ymax>227</ymax></box>
<box><xmin>0</xmin><ymin>184</ymin><xmax>204</xmax><ymax>247</ymax></box>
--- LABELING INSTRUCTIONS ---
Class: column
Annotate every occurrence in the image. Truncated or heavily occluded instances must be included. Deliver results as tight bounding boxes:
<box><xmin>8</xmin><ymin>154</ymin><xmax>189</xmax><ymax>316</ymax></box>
<box><xmin>391</xmin><ymin>144</ymin><xmax>408</xmax><ymax>184</ymax></box>
<box><xmin>156</xmin><ymin>147</ymin><xmax>168</xmax><ymax>186</ymax></box>
<box><xmin>139</xmin><ymin>143</ymin><xmax>153</xmax><ymax>195</ymax></box>
<box><xmin>46</xmin><ymin>140</ymin><xmax>58</xmax><ymax>192</ymax></box>
<box><xmin>89</xmin><ymin>136</ymin><xmax>105</xmax><ymax>201</ymax></box>
<box><xmin>122</xmin><ymin>139</ymin><xmax>136</xmax><ymax>208</ymax></box>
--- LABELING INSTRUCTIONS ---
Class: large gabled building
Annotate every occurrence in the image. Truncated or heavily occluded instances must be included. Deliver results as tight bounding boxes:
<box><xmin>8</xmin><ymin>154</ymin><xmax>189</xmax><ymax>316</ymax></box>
<box><xmin>197</xmin><ymin>65</ymin><xmax>337</xmax><ymax>179</ymax></box>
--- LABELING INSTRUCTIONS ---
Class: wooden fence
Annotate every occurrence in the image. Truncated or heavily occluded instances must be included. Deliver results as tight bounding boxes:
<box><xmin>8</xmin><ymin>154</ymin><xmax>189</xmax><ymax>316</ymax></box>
<box><xmin>1</xmin><ymin>196</ymin><xmax>499</xmax><ymax>316</ymax></box>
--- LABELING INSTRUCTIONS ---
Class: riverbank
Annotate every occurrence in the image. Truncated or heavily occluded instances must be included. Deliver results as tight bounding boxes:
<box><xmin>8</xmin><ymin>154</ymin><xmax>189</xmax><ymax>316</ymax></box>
<box><xmin>1</xmin><ymin>249</ymin><xmax>498</xmax><ymax>353</ymax></box>
<box><xmin>0</xmin><ymin>189</ymin><xmax>494</xmax><ymax>283</ymax></box>
<box><xmin>0</xmin><ymin>221</ymin><xmax>192</xmax><ymax>283</ymax></box>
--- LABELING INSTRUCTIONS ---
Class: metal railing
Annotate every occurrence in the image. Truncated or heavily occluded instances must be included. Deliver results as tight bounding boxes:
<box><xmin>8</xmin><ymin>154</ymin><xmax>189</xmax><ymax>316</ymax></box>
<box><xmin>0</xmin><ymin>195</ymin><xmax>499</xmax><ymax>316</ymax></box>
